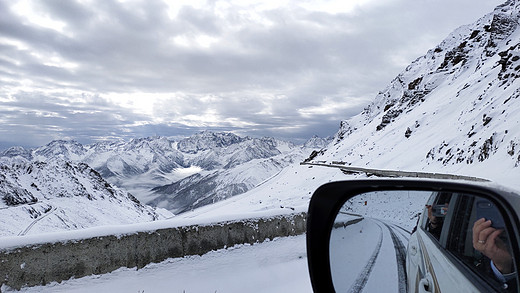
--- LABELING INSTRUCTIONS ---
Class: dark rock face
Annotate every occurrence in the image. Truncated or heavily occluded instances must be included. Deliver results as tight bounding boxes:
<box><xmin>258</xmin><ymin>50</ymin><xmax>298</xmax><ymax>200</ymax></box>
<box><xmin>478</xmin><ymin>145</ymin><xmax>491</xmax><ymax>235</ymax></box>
<box><xmin>439</xmin><ymin>41</ymin><xmax>470</xmax><ymax>70</ymax></box>
<box><xmin>497</xmin><ymin>44</ymin><xmax>520</xmax><ymax>87</ymax></box>
<box><xmin>485</xmin><ymin>10</ymin><xmax>518</xmax><ymax>56</ymax></box>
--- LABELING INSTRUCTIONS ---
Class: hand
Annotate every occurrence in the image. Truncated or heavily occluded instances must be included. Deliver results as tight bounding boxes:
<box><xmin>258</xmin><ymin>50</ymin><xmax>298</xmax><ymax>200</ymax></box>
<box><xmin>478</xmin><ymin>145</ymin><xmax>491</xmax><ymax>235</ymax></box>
<box><xmin>426</xmin><ymin>205</ymin><xmax>437</xmax><ymax>224</ymax></box>
<box><xmin>473</xmin><ymin>218</ymin><xmax>513</xmax><ymax>274</ymax></box>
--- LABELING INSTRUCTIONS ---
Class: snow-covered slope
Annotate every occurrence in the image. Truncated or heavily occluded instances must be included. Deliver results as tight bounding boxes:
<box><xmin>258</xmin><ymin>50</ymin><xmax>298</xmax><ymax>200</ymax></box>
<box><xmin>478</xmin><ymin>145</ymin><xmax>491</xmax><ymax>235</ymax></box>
<box><xmin>0</xmin><ymin>160</ymin><xmax>161</xmax><ymax>237</ymax></box>
<box><xmin>313</xmin><ymin>0</ymin><xmax>520</xmax><ymax>183</ymax></box>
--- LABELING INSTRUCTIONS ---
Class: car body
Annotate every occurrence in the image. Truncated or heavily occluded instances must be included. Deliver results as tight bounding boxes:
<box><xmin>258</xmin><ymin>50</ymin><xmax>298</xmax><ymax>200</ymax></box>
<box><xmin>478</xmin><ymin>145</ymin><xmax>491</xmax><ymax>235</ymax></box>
<box><xmin>306</xmin><ymin>178</ymin><xmax>520</xmax><ymax>293</ymax></box>
<box><xmin>407</xmin><ymin>188</ymin><xmax>519</xmax><ymax>292</ymax></box>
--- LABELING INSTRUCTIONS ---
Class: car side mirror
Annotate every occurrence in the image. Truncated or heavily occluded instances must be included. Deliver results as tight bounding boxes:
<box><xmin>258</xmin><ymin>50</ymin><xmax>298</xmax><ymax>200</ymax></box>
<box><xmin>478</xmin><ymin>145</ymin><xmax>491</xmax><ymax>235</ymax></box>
<box><xmin>306</xmin><ymin>179</ymin><xmax>520</xmax><ymax>293</ymax></box>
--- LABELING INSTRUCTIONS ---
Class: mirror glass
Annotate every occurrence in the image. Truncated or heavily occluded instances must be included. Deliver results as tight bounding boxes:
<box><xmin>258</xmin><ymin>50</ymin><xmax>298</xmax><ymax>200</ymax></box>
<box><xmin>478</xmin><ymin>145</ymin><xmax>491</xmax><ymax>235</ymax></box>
<box><xmin>329</xmin><ymin>190</ymin><xmax>518</xmax><ymax>293</ymax></box>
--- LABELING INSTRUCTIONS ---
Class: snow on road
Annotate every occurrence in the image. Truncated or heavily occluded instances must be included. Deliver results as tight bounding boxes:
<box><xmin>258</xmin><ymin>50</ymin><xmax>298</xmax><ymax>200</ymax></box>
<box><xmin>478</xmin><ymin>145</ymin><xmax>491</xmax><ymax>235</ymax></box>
<box><xmin>330</xmin><ymin>218</ymin><xmax>410</xmax><ymax>293</ymax></box>
<box><xmin>10</xmin><ymin>235</ymin><xmax>312</xmax><ymax>293</ymax></box>
<box><xmin>18</xmin><ymin>206</ymin><xmax>58</xmax><ymax>236</ymax></box>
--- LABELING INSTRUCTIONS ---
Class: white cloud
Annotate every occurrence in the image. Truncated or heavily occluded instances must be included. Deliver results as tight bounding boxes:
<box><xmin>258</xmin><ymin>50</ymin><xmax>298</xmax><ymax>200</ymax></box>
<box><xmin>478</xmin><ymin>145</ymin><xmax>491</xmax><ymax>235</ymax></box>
<box><xmin>0</xmin><ymin>0</ymin><xmax>505</xmax><ymax>148</ymax></box>
<box><xmin>11</xmin><ymin>0</ymin><xmax>68</xmax><ymax>33</ymax></box>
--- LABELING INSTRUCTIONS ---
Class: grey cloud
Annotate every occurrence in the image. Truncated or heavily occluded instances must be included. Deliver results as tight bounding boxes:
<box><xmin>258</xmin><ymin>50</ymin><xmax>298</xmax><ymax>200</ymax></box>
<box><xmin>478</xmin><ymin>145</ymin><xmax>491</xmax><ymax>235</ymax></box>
<box><xmin>176</xmin><ymin>5</ymin><xmax>222</xmax><ymax>35</ymax></box>
<box><xmin>0</xmin><ymin>94</ymin><xmax>148</xmax><ymax>147</ymax></box>
<box><xmin>4</xmin><ymin>0</ymin><xmax>502</xmax><ymax>94</ymax></box>
<box><xmin>0</xmin><ymin>0</ymin><xmax>505</xmax><ymax>149</ymax></box>
<box><xmin>35</xmin><ymin>0</ymin><xmax>94</xmax><ymax>28</ymax></box>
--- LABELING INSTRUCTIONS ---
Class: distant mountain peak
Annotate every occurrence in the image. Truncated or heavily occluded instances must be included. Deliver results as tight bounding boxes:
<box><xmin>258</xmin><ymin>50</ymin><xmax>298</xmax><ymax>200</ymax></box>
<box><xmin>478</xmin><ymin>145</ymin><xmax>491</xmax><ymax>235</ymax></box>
<box><xmin>177</xmin><ymin>131</ymin><xmax>245</xmax><ymax>154</ymax></box>
<box><xmin>34</xmin><ymin>139</ymin><xmax>87</xmax><ymax>160</ymax></box>
<box><xmin>303</xmin><ymin>135</ymin><xmax>332</xmax><ymax>149</ymax></box>
<box><xmin>1</xmin><ymin>146</ymin><xmax>33</xmax><ymax>160</ymax></box>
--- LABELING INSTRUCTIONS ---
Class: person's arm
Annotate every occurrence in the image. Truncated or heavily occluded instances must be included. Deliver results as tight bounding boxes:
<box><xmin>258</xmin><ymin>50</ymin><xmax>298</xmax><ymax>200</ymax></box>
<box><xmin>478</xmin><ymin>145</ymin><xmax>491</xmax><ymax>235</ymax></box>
<box><xmin>473</xmin><ymin>218</ymin><xmax>515</xmax><ymax>276</ymax></box>
<box><xmin>426</xmin><ymin>205</ymin><xmax>436</xmax><ymax>227</ymax></box>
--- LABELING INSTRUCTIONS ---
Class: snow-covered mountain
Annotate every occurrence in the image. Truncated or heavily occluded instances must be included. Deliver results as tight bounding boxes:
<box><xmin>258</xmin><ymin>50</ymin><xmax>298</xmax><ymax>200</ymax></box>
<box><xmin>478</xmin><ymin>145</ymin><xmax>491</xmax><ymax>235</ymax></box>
<box><xmin>144</xmin><ymin>133</ymin><xmax>319</xmax><ymax>213</ymax></box>
<box><xmin>309</xmin><ymin>0</ymin><xmax>520</xmax><ymax>180</ymax></box>
<box><xmin>149</xmin><ymin>143</ymin><xmax>302</xmax><ymax>213</ymax></box>
<box><xmin>176</xmin><ymin>131</ymin><xmax>246</xmax><ymax>155</ymax></box>
<box><xmin>1</xmin><ymin>131</ymin><xmax>330</xmax><ymax>215</ymax></box>
<box><xmin>0</xmin><ymin>159</ymin><xmax>161</xmax><ymax>237</ymax></box>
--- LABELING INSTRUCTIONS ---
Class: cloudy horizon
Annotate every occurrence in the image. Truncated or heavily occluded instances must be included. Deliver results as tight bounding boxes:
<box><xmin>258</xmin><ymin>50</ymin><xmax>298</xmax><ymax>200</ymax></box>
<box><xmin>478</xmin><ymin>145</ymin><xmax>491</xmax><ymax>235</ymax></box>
<box><xmin>0</xmin><ymin>0</ymin><xmax>503</xmax><ymax>150</ymax></box>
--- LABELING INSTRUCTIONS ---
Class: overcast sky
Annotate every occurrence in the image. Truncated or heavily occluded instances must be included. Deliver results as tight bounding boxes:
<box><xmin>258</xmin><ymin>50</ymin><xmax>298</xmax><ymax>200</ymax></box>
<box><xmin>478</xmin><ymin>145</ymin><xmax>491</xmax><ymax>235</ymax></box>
<box><xmin>0</xmin><ymin>0</ymin><xmax>504</xmax><ymax>149</ymax></box>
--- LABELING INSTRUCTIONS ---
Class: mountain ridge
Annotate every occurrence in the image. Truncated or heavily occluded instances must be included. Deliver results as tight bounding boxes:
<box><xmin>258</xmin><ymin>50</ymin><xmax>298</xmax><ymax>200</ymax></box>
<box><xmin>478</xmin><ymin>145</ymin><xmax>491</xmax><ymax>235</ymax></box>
<box><xmin>1</xmin><ymin>131</ymin><xmax>330</xmax><ymax>214</ymax></box>
<box><xmin>0</xmin><ymin>159</ymin><xmax>161</xmax><ymax>237</ymax></box>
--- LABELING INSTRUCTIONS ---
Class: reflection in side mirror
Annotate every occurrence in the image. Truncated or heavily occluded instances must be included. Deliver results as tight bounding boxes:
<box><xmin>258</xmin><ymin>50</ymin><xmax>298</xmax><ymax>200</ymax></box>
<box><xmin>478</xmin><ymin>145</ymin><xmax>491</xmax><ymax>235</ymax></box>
<box><xmin>326</xmin><ymin>189</ymin><xmax>518</xmax><ymax>293</ymax></box>
<box><xmin>329</xmin><ymin>190</ymin><xmax>430</xmax><ymax>292</ymax></box>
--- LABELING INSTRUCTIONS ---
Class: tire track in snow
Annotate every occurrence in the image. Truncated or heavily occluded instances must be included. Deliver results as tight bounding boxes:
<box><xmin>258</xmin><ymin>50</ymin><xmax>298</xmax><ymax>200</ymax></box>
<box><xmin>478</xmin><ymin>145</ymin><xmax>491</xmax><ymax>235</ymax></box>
<box><xmin>391</xmin><ymin>223</ymin><xmax>411</xmax><ymax>237</ymax></box>
<box><xmin>382</xmin><ymin>222</ymin><xmax>408</xmax><ymax>293</ymax></box>
<box><xmin>347</xmin><ymin>222</ymin><xmax>383</xmax><ymax>293</ymax></box>
<box><xmin>389</xmin><ymin>223</ymin><xmax>411</xmax><ymax>244</ymax></box>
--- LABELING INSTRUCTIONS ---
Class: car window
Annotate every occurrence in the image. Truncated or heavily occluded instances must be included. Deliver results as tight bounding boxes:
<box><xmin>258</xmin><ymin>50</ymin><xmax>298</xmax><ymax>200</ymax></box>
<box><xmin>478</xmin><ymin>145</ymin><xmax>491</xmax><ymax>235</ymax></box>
<box><xmin>446</xmin><ymin>194</ymin><xmax>518</xmax><ymax>292</ymax></box>
<box><xmin>422</xmin><ymin>192</ymin><xmax>454</xmax><ymax>241</ymax></box>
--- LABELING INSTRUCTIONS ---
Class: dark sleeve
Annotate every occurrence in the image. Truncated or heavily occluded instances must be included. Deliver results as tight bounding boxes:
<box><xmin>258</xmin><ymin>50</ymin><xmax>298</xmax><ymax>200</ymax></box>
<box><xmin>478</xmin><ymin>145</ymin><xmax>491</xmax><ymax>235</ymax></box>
<box><xmin>426</xmin><ymin>219</ymin><xmax>443</xmax><ymax>239</ymax></box>
<box><xmin>477</xmin><ymin>257</ymin><xmax>517</xmax><ymax>292</ymax></box>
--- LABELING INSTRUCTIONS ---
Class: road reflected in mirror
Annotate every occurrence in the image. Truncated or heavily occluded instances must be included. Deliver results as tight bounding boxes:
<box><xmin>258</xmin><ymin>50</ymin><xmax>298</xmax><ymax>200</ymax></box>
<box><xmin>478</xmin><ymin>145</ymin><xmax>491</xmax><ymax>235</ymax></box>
<box><xmin>329</xmin><ymin>190</ymin><xmax>518</xmax><ymax>293</ymax></box>
<box><xmin>329</xmin><ymin>190</ymin><xmax>432</xmax><ymax>293</ymax></box>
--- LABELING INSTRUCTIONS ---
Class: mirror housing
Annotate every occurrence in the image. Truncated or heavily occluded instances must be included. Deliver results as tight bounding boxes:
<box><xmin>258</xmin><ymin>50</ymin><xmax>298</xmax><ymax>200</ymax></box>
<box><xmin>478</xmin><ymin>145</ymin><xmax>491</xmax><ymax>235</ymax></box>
<box><xmin>306</xmin><ymin>179</ymin><xmax>520</xmax><ymax>292</ymax></box>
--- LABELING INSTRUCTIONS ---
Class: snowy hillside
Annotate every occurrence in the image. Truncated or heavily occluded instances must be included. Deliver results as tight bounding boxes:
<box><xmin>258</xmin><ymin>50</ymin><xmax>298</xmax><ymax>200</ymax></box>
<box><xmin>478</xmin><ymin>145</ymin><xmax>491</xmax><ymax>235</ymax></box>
<box><xmin>311</xmin><ymin>0</ymin><xmax>520</xmax><ymax>184</ymax></box>
<box><xmin>0</xmin><ymin>160</ymin><xmax>161</xmax><ymax>237</ymax></box>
